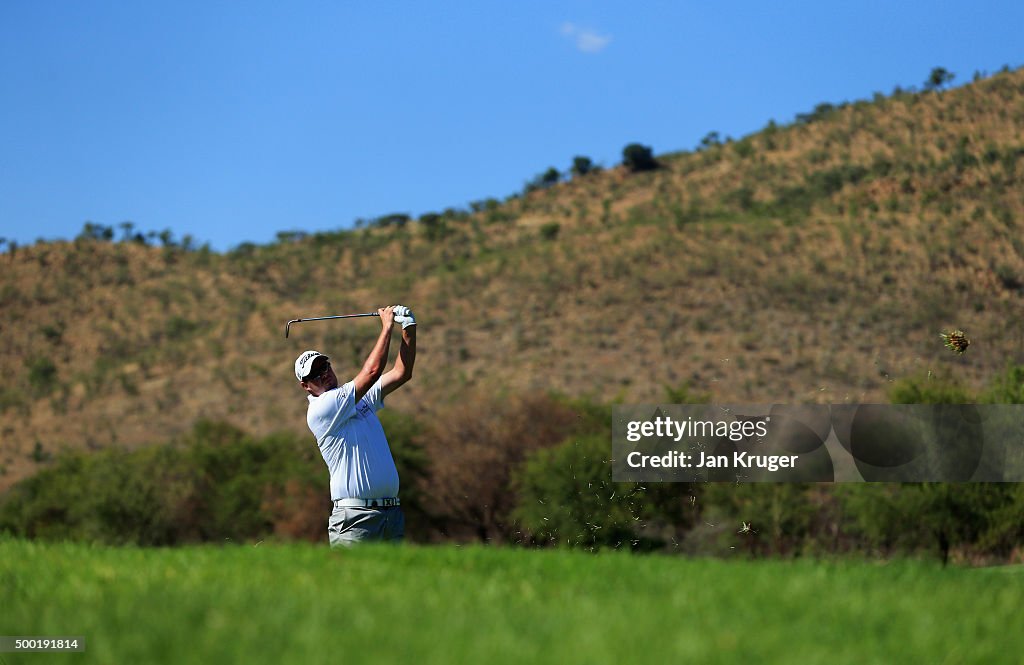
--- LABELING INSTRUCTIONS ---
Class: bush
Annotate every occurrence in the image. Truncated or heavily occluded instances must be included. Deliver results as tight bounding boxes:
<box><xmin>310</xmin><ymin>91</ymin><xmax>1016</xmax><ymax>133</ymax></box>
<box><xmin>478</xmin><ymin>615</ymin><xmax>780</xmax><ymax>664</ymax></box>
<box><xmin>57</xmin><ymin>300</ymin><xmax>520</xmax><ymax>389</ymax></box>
<box><xmin>524</xmin><ymin>167</ymin><xmax>562</xmax><ymax>194</ymax></box>
<box><xmin>807</xmin><ymin>164</ymin><xmax>868</xmax><ymax>197</ymax></box>
<box><xmin>373</xmin><ymin>213</ymin><xmax>411</xmax><ymax>228</ymax></box>
<box><xmin>700</xmin><ymin>484</ymin><xmax>819</xmax><ymax>556</ymax></box>
<box><xmin>950</xmin><ymin>137</ymin><xmax>978</xmax><ymax>173</ymax></box>
<box><xmin>725</xmin><ymin>185</ymin><xmax>755</xmax><ymax>211</ymax></box>
<box><xmin>888</xmin><ymin>372</ymin><xmax>974</xmax><ymax>404</ymax></box>
<box><xmin>165</xmin><ymin>316</ymin><xmax>200</xmax><ymax>340</ymax></box>
<box><xmin>275</xmin><ymin>230</ymin><xmax>308</xmax><ymax>244</ymax></box>
<box><xmin>924</xmin><ymin>67</ymin><xmax>955</xmax><ymax>92</ymax></box>
<box><xmin>570</xmin><ymin>156</ymin><xmax>594</xmax><ymax>177</ymax></box>
<box><xmin>0</xmin><ymin>388</ymin><xmax>26</xmax><ymax>414</ymax></box>
<box><xmin>622</xmin><ymin>143</ymin><xmax>658</xmax><ymax>172</ymax></box>
<box><xmin>515</xmin><ymin>433</ymin><xmax>645</xmax><ymax>549</ymax></box>
<box><xmin>422</xmin><ymin>394</ymin><xmax>596</xmax><ymax>542</ymax></box>
<box><xmin>77</xmin><ymin>222</ymin><xmax>114</xmax><ymax>242</ymax></box>
<box><xmin>0</xmin><ymin>420</ymin><xmax>342</xmax><ymax>545</ymax></box>
<box><xmin>982</xmin><ymin>365</ymin><xmax>1024</xmax><ymax>404</ymax></box>
<box><xmin>840</xmin><ymin>484</ymin><xmax>1018</xmax><ymax>564</ymax></box>
<box><xmin>795</xmin><ymin>103</ymin><xmax>836</xmax><ymax>125</ymax></box>
<box><xmin>732</xmin><ymin>140</ymin><xmax>755</xmax><ymax>159</ymax></box>
<box><xmin>698</xmin><ymin>131</ymin><xmax>721</xmax><ymax>151</ymax></box>
<box><xmin>418</xmin><ymin>213</ymin><xmax>450</xmax><ymax>242</ymax></box>
<box><xmin>0</xmin><ymin>445</ymin><xmax>202</xmax><ymax>545</ymax></box>
<box><xmin>514</xmin><ymin>433</ymin><xmax>695</xmax><ymax>550</ymax></box>
<box><xmin>376</xmin><ymin>410</ymin><xmax>431</xmax><ymax>539</ymax></box>
<box><xmin>26</xmin><ymin>358</ymin><xmax>58</xmax><ymax>394</ymax></box>
<box><xmin>539</xmin><ymin>222</ymin><xmax>560</xmax><ymax>241</ymax></box>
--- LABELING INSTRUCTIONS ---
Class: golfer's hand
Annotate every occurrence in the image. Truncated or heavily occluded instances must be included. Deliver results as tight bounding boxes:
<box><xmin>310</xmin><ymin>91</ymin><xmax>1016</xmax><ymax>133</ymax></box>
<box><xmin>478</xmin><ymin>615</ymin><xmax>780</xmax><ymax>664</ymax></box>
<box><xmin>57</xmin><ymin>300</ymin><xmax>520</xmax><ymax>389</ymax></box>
<box><xmin>378</xmin><ymin>306</ymin><xmax>395</xmax><ymax>330</ymax></box>
<box><xmin>393</xmin><ymin>305</ymin><xmax>416</xmax><ymax>329</ymax></box>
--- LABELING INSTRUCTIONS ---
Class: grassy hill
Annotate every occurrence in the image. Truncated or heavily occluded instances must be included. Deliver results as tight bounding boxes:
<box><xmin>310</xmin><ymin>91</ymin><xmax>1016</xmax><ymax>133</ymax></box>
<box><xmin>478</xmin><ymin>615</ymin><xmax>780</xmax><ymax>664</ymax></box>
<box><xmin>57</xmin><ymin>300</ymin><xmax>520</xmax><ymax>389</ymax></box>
<box><xmin>1</xmin><ymin>68</ymin><xmax>1023</xmax><ymax>491</ymax></box>
<box><xmin>3</xmin><ymin>538</ymin><xmax>1022</xmax><ymax>664</ymax></box>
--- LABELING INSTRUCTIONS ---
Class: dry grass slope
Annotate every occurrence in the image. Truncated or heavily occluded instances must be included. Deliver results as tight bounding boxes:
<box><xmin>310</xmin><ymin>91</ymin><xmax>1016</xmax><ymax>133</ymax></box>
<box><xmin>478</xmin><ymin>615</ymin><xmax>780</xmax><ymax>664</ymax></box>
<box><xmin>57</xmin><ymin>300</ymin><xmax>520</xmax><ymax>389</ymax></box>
<box><xmin>1</xmin><ymin>68</ymin><xmax>1023</xmax><ymax>490</ymax></box>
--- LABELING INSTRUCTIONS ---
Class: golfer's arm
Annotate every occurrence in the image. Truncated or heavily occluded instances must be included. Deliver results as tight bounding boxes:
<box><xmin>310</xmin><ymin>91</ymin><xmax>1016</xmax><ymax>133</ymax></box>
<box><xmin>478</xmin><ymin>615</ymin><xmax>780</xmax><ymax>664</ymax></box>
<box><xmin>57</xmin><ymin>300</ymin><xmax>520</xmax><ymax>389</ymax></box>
<box><xmin>353</xmin><ymin>325</ymin><xmax>393</xmax><ymax>401</ymax></box>
<box><xmin>382</xmin><ymin>326</ymin><xmax>416</xmax><ymax>397</ymax></box>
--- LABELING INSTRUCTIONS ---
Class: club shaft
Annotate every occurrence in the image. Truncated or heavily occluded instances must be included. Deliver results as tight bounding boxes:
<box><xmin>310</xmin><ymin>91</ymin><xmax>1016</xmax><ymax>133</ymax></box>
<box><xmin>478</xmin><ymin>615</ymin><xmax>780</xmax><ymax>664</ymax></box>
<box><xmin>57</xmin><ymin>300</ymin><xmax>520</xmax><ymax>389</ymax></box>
<box><xmin>285</xmin><ymin>312</ymin><xmax>379</xmax><ymax>337</ymax></box>
<box><xmin>294</xmin><ymin>312</ymin><xmax>380</xmax><ymax>324</ymax></box>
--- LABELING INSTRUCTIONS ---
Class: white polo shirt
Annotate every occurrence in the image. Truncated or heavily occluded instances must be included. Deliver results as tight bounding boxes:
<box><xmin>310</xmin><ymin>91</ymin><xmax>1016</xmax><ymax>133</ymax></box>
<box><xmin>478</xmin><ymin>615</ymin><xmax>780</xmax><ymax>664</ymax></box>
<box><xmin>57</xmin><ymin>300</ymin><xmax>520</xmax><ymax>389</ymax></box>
<box><xmin>306</xmin><ymin>378</ymin><xmax>399</xmax><ymax>501</ymax></box>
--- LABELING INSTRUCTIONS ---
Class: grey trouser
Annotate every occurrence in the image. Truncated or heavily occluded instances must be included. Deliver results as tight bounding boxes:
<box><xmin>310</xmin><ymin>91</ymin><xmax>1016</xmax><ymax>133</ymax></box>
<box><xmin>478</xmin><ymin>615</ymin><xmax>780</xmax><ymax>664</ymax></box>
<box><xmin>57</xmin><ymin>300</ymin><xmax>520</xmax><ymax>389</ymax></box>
<box><xmin>328</xmin><ymin>506</ymin><xmax>405</xmax><ymax>548</ymax></box>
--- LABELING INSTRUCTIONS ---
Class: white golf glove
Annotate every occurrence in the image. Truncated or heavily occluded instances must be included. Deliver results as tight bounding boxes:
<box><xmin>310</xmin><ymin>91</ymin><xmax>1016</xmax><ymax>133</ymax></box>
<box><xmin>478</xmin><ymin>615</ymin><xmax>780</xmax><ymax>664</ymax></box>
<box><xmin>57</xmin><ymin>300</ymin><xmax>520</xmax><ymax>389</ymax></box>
<box><xmin>393</xmin><ymin>305</ymin><xmax>416</xmax><ymax>329</ymax></box>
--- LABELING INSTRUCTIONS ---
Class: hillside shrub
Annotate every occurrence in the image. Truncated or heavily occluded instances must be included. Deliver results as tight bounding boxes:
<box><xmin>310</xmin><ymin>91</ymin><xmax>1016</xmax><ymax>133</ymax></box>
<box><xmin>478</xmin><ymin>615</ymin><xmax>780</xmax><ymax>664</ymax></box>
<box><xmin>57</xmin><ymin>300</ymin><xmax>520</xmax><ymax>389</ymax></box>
<box><xmin>419</xmin><ymin>213</ymin><xmax>450</xmax><ymax>242</ymax></box>
<box><xmin>524</xmin><ymin>167</ymin><xmax>561</xmax><ymax>195</ymax></box>
<box><xmin>622</xmin><ymin>143</ymin><xmax>658</xmax><ymax>172</ymax></box>
<box><xmin>373</xmin><ymin>213</ymin><xmax>411</xmax><ymax>228</ymax></box>
<box><xmin>950</xmin><ymin>137</ymin><xmax>978</xmax><ymax>173</ymax></box>
<box><xmin>732</xmin><ymin>139</ymin><xmax>755</xmax><ymax>159</ymax></box>
<box><xmin>26</xmin><ymin>358</ymin><xmax>58</xmax><ymax>394</ymax></box>
<box><xmin>795</xmin><ymin>102</ymin><xmax>836</xmax><ymax>125</ymax></box>
<box><xmin>165</xmin><ymin>316</ymin><xmax>200</xmax><ymax>340</ymax></box>
<box><xmin>77</xmin><ymin>222</ymin><xmax>114</xmax><ymax>242</ymax></box>
<box><xmin>698</xmin><ymin>131</ymin><xmax>722</xmax><ymax>150</ymax></box>
<box><xmin>0</xmin><ymin>388</ymin><xmax>27</xmax><ymax>414</ymax></box>
<box><xmin>924</xmin><ymin>67</ymin><xmax>955</xmax><ymax>92</ymax></box>
<box><xmin>570</xmin><ymin>156</ymin><xmax>594</xmax><ymax>177</ymax></box>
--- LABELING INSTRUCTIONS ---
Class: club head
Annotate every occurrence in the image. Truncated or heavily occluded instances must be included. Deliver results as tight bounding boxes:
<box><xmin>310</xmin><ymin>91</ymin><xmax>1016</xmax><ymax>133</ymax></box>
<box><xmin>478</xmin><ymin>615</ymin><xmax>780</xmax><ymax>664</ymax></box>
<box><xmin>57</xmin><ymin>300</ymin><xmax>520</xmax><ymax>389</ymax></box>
<box><xmin>285</xmin><ymin>320</ymin><xmax>297</xmax><ymax>338</ymax></box>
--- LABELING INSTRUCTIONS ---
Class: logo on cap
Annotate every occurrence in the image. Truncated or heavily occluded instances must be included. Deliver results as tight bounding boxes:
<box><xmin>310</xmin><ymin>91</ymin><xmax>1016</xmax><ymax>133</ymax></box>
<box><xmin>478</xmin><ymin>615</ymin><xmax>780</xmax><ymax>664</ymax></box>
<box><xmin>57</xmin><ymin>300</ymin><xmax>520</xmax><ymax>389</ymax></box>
<box><xmin>295</xmin><ymin>350</ymin><xmax>327</xmax><ymax>381</ymax></box>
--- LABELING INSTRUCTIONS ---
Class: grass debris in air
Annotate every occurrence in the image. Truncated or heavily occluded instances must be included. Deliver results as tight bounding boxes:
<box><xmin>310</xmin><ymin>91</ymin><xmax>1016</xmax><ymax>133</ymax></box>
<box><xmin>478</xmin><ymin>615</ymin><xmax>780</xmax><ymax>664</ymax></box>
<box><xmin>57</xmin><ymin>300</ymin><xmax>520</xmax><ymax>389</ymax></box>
<box><xmin>941</xmin><ymin>329</ymin><xmax>970</xmax><ymax>354</ymax></box>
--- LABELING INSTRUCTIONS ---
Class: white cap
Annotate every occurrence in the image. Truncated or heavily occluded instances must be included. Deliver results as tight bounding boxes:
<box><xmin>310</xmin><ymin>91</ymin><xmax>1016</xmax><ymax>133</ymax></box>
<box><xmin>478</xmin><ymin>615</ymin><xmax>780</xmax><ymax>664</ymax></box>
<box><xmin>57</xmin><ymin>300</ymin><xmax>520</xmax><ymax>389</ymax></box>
<box><xmin>295</xmin><ymin>350</ymin><xmax>329</xmax><ymax>381</ymax></box>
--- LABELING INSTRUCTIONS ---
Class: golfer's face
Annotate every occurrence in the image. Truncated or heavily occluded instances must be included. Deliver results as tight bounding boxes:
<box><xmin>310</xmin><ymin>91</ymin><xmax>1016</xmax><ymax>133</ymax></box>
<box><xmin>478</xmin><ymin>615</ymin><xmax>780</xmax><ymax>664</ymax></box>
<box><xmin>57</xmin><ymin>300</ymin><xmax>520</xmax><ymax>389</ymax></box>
<box><xmin>309</xmin><ymin>359</ymin><xmax>338</xmax><ymax>391</ymax></box>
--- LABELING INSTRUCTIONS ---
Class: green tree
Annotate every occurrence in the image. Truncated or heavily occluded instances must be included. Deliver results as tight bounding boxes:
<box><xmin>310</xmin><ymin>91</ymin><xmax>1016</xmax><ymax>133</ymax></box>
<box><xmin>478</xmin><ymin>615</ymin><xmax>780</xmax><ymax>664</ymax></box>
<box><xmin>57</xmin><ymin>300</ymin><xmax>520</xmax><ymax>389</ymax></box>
<box><xmin>622</xmin><ymin>143</ymin><xmax>658</xmax><ymax>172</ymax></box>
<box><xmin>841</xmin><ymin>482</ymin><xmax>1022</xmax><ymax>564</ymax></box>
<box><xmin>515</xmin><ymin>433</ymin><xmax>695</xmax><ymax>550</ymax></box>
<box><xmin>796</xmin><ymin>103</ymin><xmax>835</xmax><ymax>124</ymax></box>
<box><xmin>77</xmin><ymin>222</ymin><xmax>114</xmax><ymax>242</ymax></box>
<box><xmin>524</xmin><ymin>167</ymin><xmax>562</xmax><ymax>194</ymax></box>
<box><xmin>982</xmin><ymin>365</ymin><xmax>1024</xmax><ymax>404</ymax></box>
<box><xmin>276</xmin><ymin>230</ymin><xmax>308</xmax><ymax>244</ymax></box>
<box><xmin>698</xmin><ymin>131</ymin><xmax>721</xmax><ymax>150</ymax></box>
<box><xmin>418</xmin><ymin>213</ymin><xmax>449</xmax><ymax>242</ymax></box>
<box><xmin>924</xmin><ymin>67</ymin><xmax>955</xmax><ymax>92</ymax></box>
<box><xmin>377</xmin><ymin>410</ymin><xmax>431</xmax><ymax>538</ymax></box>
<box><xmin>373</xmin><ymin>213</ymin><xmax>411</xmax><ymax>228</ymax></box>
<box><xmin>701</xmin><ymin>484</ymin><xmax>818</xmax><ymax>556</ymax></box>
<box><xmin>570</xmin><ymin>156</ymin><xmax>594</xmax><ymax>177</ymax></box>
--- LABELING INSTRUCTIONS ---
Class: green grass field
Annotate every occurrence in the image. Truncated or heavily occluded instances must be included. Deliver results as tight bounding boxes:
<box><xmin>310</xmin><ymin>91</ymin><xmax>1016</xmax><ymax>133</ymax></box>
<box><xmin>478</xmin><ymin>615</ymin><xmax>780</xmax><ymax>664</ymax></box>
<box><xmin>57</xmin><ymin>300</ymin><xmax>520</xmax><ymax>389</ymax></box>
<box><xmin>2</xmin><ymin>539</ymin><xmax>1021</xmax><ymax>665</ymax></box>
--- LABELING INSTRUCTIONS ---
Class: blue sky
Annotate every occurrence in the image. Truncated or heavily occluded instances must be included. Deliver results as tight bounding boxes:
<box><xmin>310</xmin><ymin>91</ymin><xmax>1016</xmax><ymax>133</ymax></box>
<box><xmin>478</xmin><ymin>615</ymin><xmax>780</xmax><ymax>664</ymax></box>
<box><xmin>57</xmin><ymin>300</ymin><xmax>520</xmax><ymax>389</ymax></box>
<box><xmin>1</xmin><ymin>1</ymin><xmax>1021</xmax><ymax>251</ymax></box>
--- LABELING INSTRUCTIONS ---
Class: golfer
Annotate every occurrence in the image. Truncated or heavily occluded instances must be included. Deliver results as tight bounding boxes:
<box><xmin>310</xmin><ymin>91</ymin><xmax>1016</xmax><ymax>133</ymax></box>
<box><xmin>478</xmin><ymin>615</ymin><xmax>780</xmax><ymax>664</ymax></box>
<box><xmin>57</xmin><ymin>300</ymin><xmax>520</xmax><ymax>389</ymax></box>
<box><xmin>294</xmin><ymin>305</ymin><xmax>416</xmax><ymax>547</ymax></box>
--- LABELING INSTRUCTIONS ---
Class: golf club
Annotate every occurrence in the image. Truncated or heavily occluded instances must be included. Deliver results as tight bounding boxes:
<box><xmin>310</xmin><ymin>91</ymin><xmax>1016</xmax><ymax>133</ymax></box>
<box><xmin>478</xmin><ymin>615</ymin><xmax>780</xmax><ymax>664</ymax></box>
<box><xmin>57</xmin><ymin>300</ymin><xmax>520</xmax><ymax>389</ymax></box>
<box><xmin>285</xmin><ymin>312</ymin><xmax>380</xmax><ymax>338</ymax></box>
